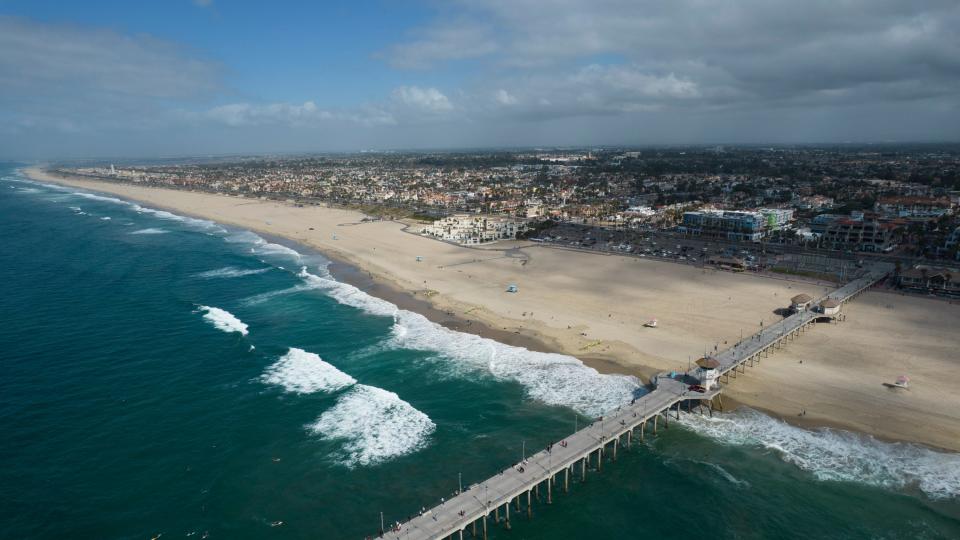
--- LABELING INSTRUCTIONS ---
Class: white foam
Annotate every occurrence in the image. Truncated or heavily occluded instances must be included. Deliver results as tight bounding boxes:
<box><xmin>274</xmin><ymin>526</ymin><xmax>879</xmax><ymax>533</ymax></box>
<box><xmin>677</xmin><ymin>408</ymin><xmax>960</xmax><ymax>500</ymax></box>
<box><xmin>307</xmin><ymin>384</ymin><xmax>435</xmax><ymax>468</ymax></box>
<box><xmin>194</xmin><ymin>266</ymin><xmax>271</xmax><ymax>279</ymax></box>
<box><xmin>130</xmin><ymin>228</ymin><xmax>168</xmax><ymax>235</ymax></box>
<box><xmin>295</xmin><ymin>266</ymin><xmax>639</xmax><ymax>416</ymax></box>
<box><xmin>197</xmin><ymin>305</ymin><xmax>249</xmax><ymax>336</ymax></box>
<box><xmin>100</xmin><ymin>217</ymin><xmax>112</xmax><ymax>221</ymax></box>
<box><xmin>223</xmin><ymin>230</ymin><xmax>302</xmax><ymax>260</ymax></box>
<box><xmin>296</xmin><ymin>267</ymin><xmax>398</xmax><ymax>317</ymax></box>
<box><xmin>261</xmin><ymin>348</ymin><xmax>356</xmax><ymax>394</ymax></box>
<box><xmin>71</xmin><ymin>190</ymin><xmax>225</xmax><ymax>232</ymax></box>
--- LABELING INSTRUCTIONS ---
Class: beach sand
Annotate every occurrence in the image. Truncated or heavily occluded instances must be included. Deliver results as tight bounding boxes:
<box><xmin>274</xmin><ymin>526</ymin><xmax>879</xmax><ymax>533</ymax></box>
<box><xmin>25</xmin><ymin>167</ymin><xmax>960</xmax><ymax>452</ymax></box>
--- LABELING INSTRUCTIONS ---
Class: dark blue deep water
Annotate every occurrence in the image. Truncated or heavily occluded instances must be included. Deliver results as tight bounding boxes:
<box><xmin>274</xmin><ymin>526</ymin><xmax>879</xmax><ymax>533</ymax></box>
<box><xmin>1</xmin><ymin>163</ymin><xmax>958</xmax><ymax>539</ymax></box>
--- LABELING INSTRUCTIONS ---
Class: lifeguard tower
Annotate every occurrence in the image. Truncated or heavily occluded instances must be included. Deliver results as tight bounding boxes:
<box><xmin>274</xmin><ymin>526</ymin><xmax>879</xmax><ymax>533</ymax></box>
<box><xmin>695</xmin><ymin>357</ymin><xmax>721</xmax><ymax>390</ymax></box>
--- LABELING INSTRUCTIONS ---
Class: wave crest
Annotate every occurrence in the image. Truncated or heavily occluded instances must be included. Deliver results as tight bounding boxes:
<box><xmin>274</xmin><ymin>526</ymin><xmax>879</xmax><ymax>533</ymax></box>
<box><xmin>197</xmin><ymin>305</ymin><xmax>249</xmax><ymax>336</ymax></box>
<box><xmin>261</xmin><ymin>348</ymin><xmax>356</xmax><ymax>394</ymax></box>
<box><xmin>194</xmin><ymin>266</ymin><xmax>271</xmax><ymax>279</ymax></box>
<box><xmin>308</xmin><ymin>385</ymin><xmax>435</xmax><ymax>468</ymax></box>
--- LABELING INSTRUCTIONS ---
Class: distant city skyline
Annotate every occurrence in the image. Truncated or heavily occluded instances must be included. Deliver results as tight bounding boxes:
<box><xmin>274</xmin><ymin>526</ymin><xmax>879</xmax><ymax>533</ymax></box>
<box><xmin>2</xmin><ymin>0</ymin><xmax>959</xmax><ymax>159</ymax></box>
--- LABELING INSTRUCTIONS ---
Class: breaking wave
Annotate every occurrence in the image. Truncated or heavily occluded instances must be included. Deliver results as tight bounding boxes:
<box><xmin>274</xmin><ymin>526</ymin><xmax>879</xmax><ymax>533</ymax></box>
<box><xmin>261</xmin><ymin>348</ymin><xmax>356</xmax><ymax>394</ymax></box>
<box><xmin>308</xmin><ymin>384</ymin><xmax>435</xmax><ymax>468</ymax></box>
<box><xmin>194</xmin><ymin>266</ymin><xmax>271</xmax><ymax>279</ymax></box>
<box><xmin>70</xmin><ymin>191</ymin><xmax>226</xmax><ymax>232</ymax></box>
<box><xmin>677</xmin><ymin>408</ymin><xmax>960</xmax><ymax>500</ymax></box>
<box><xmin>130</xmin><ymin>228</ymin><xmax>168</xmax><ymax>235</ymax></box>
<box><xmin>294</xmin><ymin>266</ymin><xmax>639</xmax><ymax>417</ymax></box>
<box><xmin>197</xmin><ymin>305</ymin><xmax>249</xmax><ymax>336</ymax></box>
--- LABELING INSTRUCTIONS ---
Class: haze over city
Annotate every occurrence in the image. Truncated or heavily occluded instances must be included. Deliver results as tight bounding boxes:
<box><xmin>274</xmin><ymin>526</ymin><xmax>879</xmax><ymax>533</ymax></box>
<box><xmin>2</xmin><ymin>0</ymin><xmax>959</xmax><ymax>159</ymax></box>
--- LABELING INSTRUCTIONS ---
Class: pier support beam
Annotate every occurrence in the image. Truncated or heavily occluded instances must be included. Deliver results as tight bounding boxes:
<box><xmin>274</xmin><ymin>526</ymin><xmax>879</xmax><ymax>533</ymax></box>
<box><xmin>547</xmin><ymin>476</ymin><xmax>552</xmax><ymax>504</ymax></box>
<box><xmin>482</xmin><ymin>515</ymin><xmax>487</xmax><ymax>540</ymax></box>
<box><xmin>505</xmin><ymin>502</ymin><xmax>510</xmax><ymax>530</ymax></box>
<box><xmin>641</xmin><ymin>421</ymin><xmax>645</xmax><ymax>441</ymax></box>
<box><xmin>598</xmin><ymin>447</ymin><xmax>603</xmax><ymax>471</ymax></box>
<box><xmin>612</xmin><ymin>438</ymin><xmax>618</xmax><ymax>461</ymax></box>
<box><xmin>527</xmin><ymin>491</ymin><xmax>532</xmax><ymax>519</ymax></box>
<box><xmin>494</xmin><ymin>506</ymin><xmax>499</xmax><ymax>523</ymax></box>
<box><xmin>581</xmin><ymin>457</ymin><xmax>586</xmax><ymax>482</ymax></box>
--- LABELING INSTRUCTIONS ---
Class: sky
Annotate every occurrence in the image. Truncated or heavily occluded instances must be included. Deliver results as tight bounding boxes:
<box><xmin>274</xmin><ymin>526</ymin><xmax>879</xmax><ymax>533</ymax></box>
<box><xmin>1</xmin><ymin>0</ymin><xmax>959</xmax><ymax>159</ymax></box>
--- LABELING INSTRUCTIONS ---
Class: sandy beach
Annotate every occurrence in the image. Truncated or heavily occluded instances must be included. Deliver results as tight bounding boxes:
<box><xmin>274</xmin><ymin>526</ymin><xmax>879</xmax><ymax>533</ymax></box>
<box><xmin>25</xmin><ymin>167</ymin><xmax>960</xmax><ymax>452</ymax></box>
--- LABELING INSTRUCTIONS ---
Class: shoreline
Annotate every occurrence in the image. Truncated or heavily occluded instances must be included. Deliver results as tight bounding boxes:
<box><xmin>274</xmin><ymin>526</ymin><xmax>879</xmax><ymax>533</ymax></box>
<box><xmin>25</xmin><ymin>167</ymin><xmax>653</xmax><ymax>381</ymax></box>
<box><xmin>21</xmin><ymin>166</ymin><xmax>960</xmax><ymax>453</ymax></box>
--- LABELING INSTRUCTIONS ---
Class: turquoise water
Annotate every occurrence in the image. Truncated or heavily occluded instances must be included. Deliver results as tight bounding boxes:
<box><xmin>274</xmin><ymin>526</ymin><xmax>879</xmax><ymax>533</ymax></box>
<box><xmin>1</xmin><ymin>163</ymin><xmax>958</xmax><ymax>540</ymax></box>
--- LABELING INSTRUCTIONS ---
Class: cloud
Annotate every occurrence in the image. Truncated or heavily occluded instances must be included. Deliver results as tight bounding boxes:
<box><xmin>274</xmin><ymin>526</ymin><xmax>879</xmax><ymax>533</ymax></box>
<box><xmin>202</xmin><ymin>101</ymin><xmax>398</xmax><ymax>128</ymax></box>
<box><xmin>205</xmin><ymin>101</ymin><xmax>332</xmax><ymax>126</ymax></box>
<box><xmin>391</xmin><ymin>86</ymin><xmax>454</xmax><ymax>113</ymax></box>
<box><xmin>385</xmin><ymin>0</ymin><xmax>960</xmax><ymax>112</ymax></box>
<box><xmin>494</xmin><ymin>89</ymin><xmax>517</xmax><ymax>106</ymax></box>
<box><xmin>384</xmin><ymin>23</ymin><xmax>498</xmax><ymax>69</ymax></box>
<box><xmin>0</xmin><ymin>16</ymin><xmax>220</xmax><ymax>102</ymax></box>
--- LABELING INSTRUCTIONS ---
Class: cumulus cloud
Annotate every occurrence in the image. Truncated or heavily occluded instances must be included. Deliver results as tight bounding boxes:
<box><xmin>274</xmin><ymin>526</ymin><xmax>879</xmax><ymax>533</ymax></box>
<box><xmin>392</xmin><ymin>86</ymin><xmax>454</xmax><ymax>113</ymax></box>
<box><xmin>494</xmin><ymin>89</ymin><xmax>517</xmax><ymax>106</ymax></box>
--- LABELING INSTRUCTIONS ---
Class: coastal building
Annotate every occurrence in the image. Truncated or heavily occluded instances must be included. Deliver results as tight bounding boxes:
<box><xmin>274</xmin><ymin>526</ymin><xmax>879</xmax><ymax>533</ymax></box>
<box><xmin>679</xmin><ymin>208</ymin><xmax>793</xmax><ymax>241</ymax></box>
<box><xmin>790</xmin><ymin>293</ymin><xmax>814</xmax><ymax>312</ymax></box>
<box><xmin>819</xmin><ymin>298</ymin><xmax>842</xmax><ymax>318</ymax></box>
<box><xmin>421</xmin><ymin>214</ymin><xmax>528</xmax><ymax>245</ymax></box>
<box><xmin>875</xmin><ymin>196</ymin><xmax>954</xmax><ymax>219</ymax></box>
<box><xmin>944</xmin><ymin>226</ymin><xmax>960</xmax><ymax>261</ymax></box>
<box><xmin>898</xmin><ymin>265</ymin><xmax>959</xmax><ymax>296</ymax></box>
<box><xmin>823</xmin><ymin>218</ymin><xmax>895</xmax><ymax>252</ymax></box>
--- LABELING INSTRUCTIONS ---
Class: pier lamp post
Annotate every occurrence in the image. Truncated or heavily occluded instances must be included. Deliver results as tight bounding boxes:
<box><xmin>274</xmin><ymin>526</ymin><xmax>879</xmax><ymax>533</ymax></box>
<box><xmin>459</xmin><ymin>472</ymin><xmax>462</xmax><ymax>494</ymax></box>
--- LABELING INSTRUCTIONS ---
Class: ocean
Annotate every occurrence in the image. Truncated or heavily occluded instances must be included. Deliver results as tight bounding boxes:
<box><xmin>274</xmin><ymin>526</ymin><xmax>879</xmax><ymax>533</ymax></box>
<box><xmin>1</xmin><ymin>163</ymin><xmax>958</xmax><ymax>539</ymax></box>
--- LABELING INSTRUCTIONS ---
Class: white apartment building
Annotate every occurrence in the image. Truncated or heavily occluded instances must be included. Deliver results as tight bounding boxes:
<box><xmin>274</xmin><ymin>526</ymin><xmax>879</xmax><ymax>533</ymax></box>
<box><xmin>421</xmin><ymin>214</ymin><xmax>528</xmax><ymax>245</ymax></box>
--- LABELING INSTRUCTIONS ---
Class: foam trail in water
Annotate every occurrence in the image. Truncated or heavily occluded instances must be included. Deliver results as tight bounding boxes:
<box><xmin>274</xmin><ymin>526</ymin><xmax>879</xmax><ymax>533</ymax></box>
<box><xmin>68</xmin><ymin>191</ymin><xmax>226</xmax><ymax>232</ymax></box>
<box><xmin>308</xmin><ymin>384</ymin><xmax>435</xmax><ymax>468</ymax></box>
<box><xmin>677</xmin><ymin>408</ymin><xmax>960</xmax><ymax>500</ymax></box>
<box><xmin>261</xmin><ymin>348</ymin><xmax>356</xmax><ymax>394</ymax></box>
<box><xmin>130</xmin><ymin>228</ymin><xmax>168</xmax><ymax>235</ymax></box>
<box><xmin>295</xmin><ymin>266</ymin><xmax>639</xmax><ymax>416</ymax></box>
<box><xmin>197</xmin><ymin>306</ymin><xmax>249</xmax><ymax>336</ymax></box>
<box><xmin>194</xmin><ymin>266</ymin><xmax>271</xmax><ymax>279</ymax></box>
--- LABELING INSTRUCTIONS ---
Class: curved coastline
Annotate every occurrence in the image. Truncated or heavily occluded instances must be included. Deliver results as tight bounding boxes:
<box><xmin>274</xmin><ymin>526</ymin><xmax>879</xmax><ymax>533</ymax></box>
<box><xmin>21</xmin><ymin>165</ymin><xmax>960</xmax><ymax>454</ymax></box>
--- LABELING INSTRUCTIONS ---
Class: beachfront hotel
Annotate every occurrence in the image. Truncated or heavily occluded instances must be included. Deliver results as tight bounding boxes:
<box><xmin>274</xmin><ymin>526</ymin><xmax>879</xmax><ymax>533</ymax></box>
<box><xmin>420</xmin><ymin>214</ymin><xmax>529</xmax><ymax>245</ymax></box>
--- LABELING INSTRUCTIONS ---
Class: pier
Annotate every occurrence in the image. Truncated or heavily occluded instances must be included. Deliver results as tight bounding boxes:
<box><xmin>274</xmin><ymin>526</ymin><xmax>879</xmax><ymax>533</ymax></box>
<box><xmin>380</xmin><ymin>264</ymin><xmax>892</xmax><ymax>540</ymax></box>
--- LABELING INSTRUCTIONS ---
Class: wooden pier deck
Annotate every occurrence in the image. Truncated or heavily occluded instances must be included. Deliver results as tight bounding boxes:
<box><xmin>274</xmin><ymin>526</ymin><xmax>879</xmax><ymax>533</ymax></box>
<box><xmin>380</xmin><ymin>264</ymin><xmax>892</xmax><ymax>540</ymax></box>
